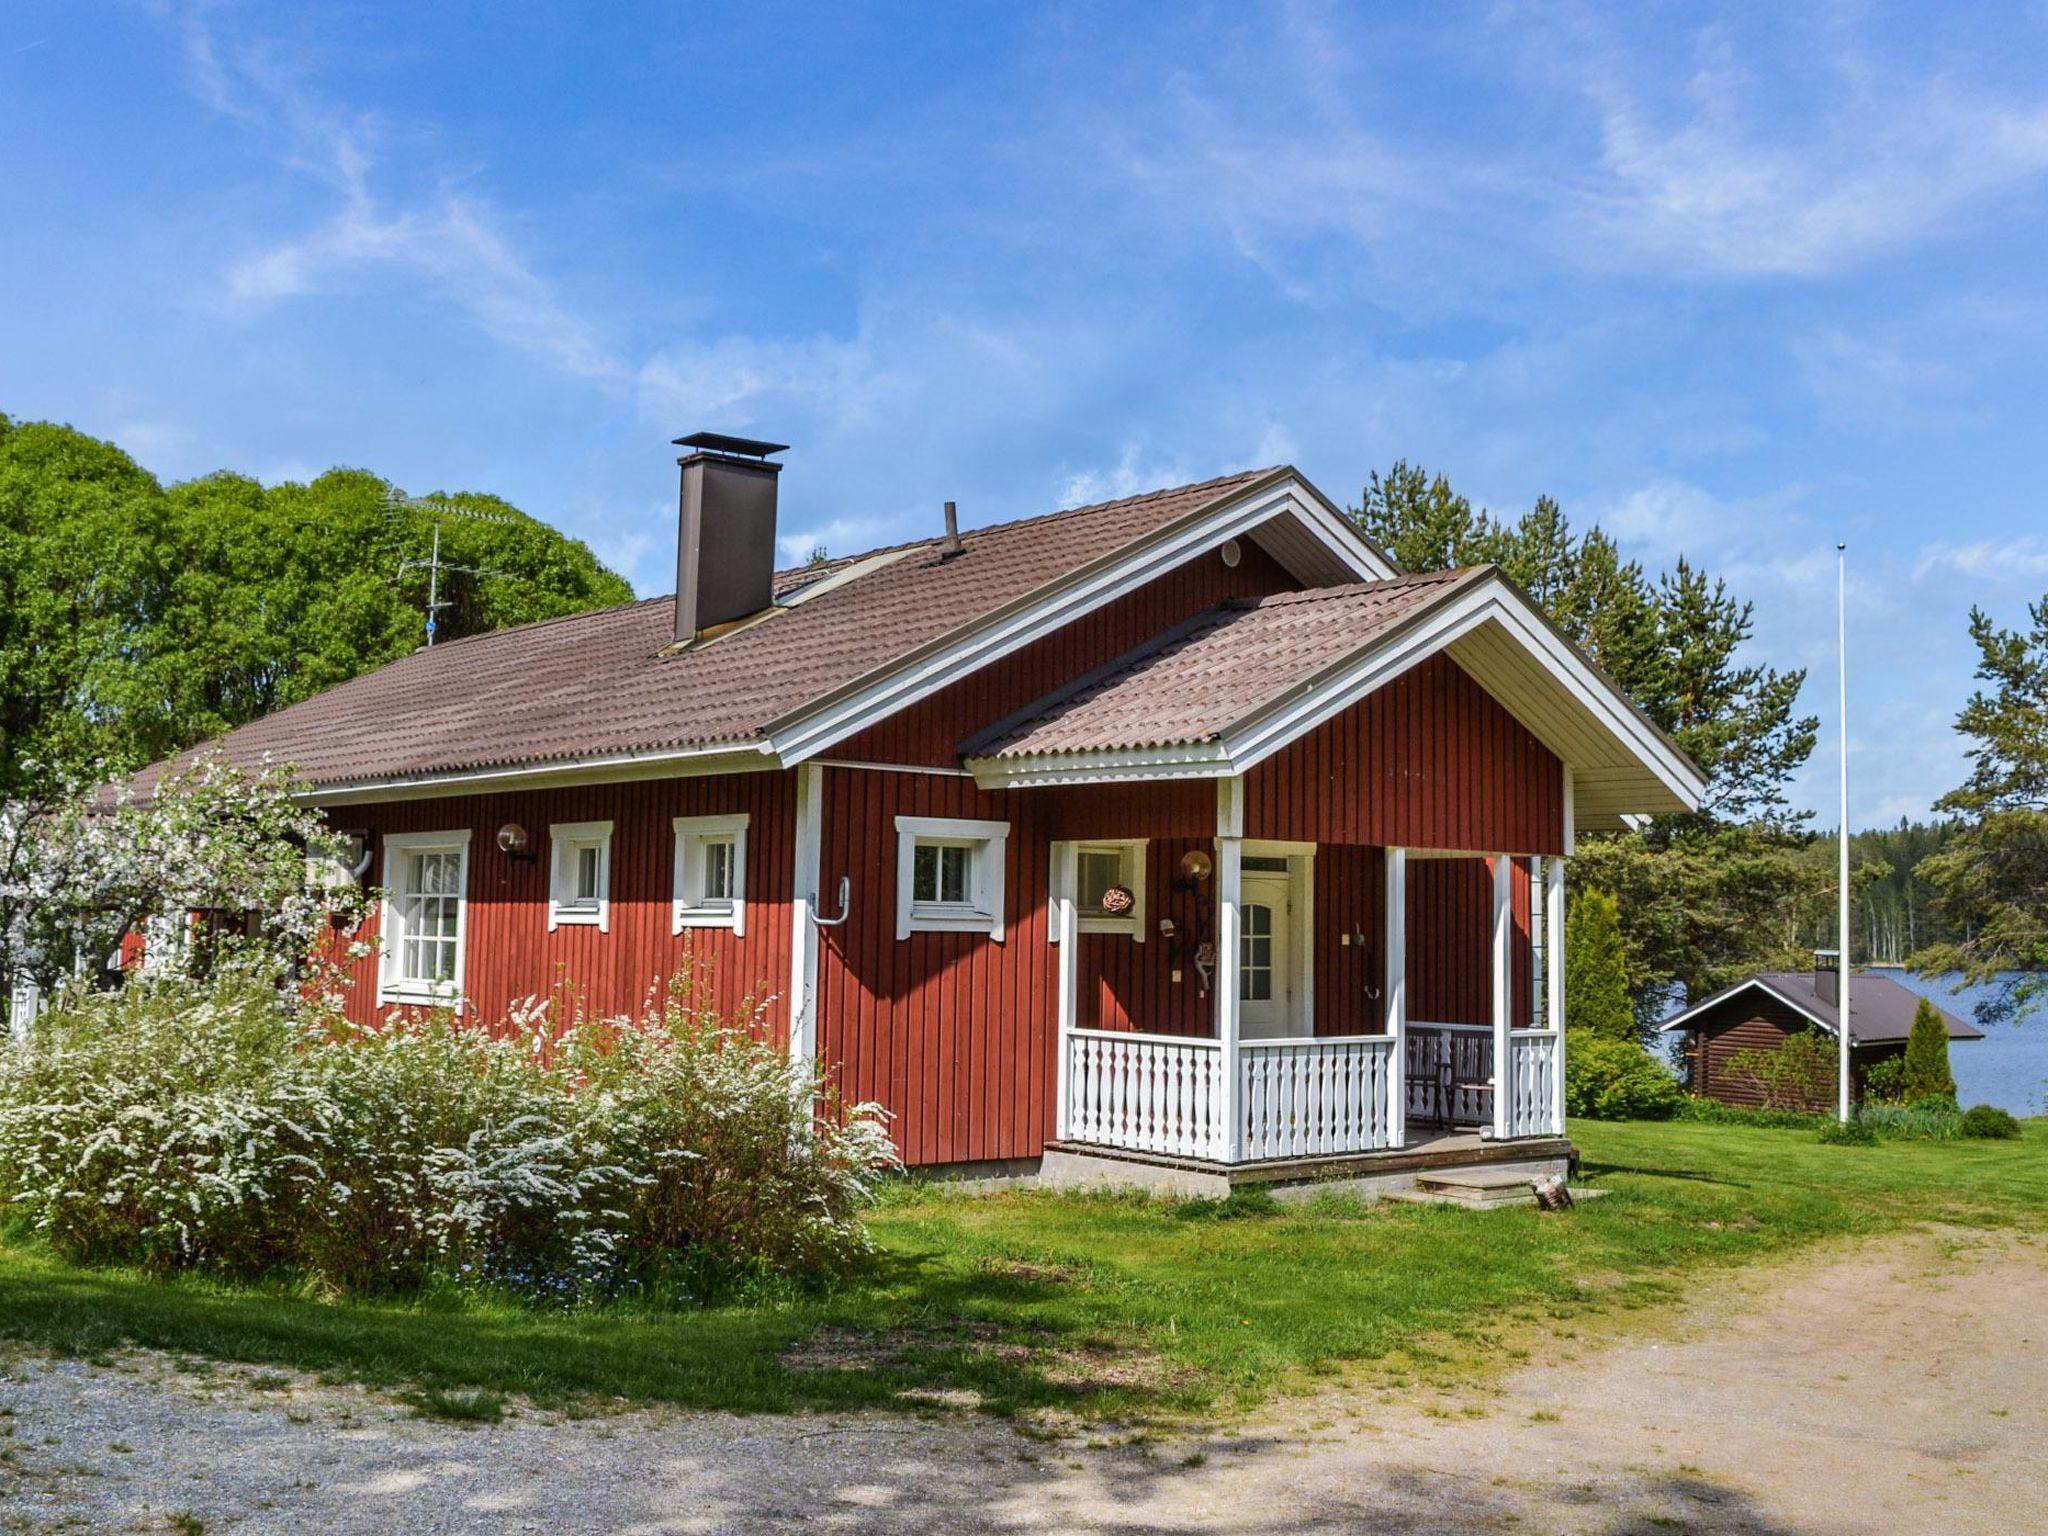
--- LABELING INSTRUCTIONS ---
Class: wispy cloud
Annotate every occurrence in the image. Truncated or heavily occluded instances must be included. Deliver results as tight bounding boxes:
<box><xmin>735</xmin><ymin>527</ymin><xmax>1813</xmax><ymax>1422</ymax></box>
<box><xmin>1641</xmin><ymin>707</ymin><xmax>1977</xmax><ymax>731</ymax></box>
<box><xmin>1913</xmin><ymin>536</ymin><xmax>2048</xmax><ymax>583</ymax></box>
<box><xmin>182</xmin><ymin>6</ymin><xmax>626</xmax><ymax>386</ymax></box>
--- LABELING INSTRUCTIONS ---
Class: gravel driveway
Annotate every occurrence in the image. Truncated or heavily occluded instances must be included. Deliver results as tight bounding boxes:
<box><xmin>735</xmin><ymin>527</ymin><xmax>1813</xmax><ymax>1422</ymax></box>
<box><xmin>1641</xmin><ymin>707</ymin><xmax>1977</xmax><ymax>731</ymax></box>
<box><xmin>3</xmin><ymin>1226</ymin><xmax>2041</xmax><ymax>1535</ymax></box>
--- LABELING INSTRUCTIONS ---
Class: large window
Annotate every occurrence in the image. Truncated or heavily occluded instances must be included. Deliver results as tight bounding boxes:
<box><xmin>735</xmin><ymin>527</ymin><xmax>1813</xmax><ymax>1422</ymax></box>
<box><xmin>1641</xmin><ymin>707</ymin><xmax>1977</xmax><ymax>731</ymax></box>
<box><xmin>895</xmin><ymin>815</ymin><xmax>1009</xmax><ymax>940</ymax></box>
<box><xmin>673</xmin><ymin>813</ymin><xmax>749</xmax><ymax>935</ymax></box>
<box><xmin>549</xmin><ymin>820</ymin><xmax>614</xmax><ymax>932</ymax></box>
<box><xmin>380</xmin><ymin>830</ymin><xmax>471</xmax><ymax>1005</ymax></box>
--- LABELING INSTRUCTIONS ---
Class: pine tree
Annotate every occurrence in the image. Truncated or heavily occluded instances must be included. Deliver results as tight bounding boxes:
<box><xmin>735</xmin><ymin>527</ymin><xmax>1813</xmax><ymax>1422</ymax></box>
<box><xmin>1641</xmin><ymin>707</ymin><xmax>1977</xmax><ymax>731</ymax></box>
<box><xmin>1565</xmin><ymin>888</ymin><xmax>1635</xmax><ymax>1043</ymax></box>
<box><xmin>1899</xmin><ymin>998</ymin><xmax>1957</xmax><ymax>1104</ymax></box>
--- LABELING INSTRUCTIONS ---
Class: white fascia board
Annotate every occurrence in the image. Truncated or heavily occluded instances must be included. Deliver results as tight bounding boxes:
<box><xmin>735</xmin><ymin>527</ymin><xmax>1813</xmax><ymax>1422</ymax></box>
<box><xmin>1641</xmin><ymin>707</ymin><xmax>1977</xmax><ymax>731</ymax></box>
<box><xmin>1223</xmin><ymin>578</ymin><xmax>1705</xmax><ymax>809</ymax></box>
<box><xmin>302</xmin><ymin>741</ymin><xmax>778</xmax><ymax>807</ymax></box>
<box><xmin>966</xmin><ymin>576</ymin><xmax>1706</xmax><ymax>815</ymax></box>
<box><xmin>1658</xmin><ymin>977</ymin><xmax>1843</xmax><ymax>1038</ymax></box>
<box><xmin>768</xmin><ymin>474</ymin><xmax>1386</xmax><ymax>767</ymax></box>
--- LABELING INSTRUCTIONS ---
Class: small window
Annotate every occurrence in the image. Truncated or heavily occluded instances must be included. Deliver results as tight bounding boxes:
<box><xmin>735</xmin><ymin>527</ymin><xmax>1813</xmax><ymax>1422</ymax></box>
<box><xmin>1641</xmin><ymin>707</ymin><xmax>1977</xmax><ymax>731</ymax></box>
<box><xmin>549</xmin><ymin>821</ymin><xmax>614</xmax><ymax>932</ymax></box>
<box><xmin>1070</xmin><ymin>840</ymin><xmax>1147</xmax><ymax>939</ymax></box>
<box><xmin>379</xmin><ymin>830</ymin><xmax>472</xmax><ymax>1006</ymax></box>
<box><xmin>896</xmin><ymin>815</ymin><xmax>1009</xmax><ymax>941</ymax></box>
<box><xmin>674</xmin><ymin>814</ymin><xmax>749</xmax><ymax>935</ymax></box>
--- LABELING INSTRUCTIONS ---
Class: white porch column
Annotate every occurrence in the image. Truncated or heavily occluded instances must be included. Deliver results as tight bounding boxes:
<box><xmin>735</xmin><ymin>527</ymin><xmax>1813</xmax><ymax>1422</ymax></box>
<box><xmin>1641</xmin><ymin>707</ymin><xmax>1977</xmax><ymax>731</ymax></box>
<box><xmin>1491</xmin><ymin>852</ymin><xmax>1513</xmax><ymax>1140</ymax></box>
<box><xmin>1051</xmin><ymin>840</ymin><xmax>1079</xmax><ymax>1141</ymax></box>
<box><xmin>788</xmin><ymin>761</ymin><xmax>823</xmax><ymax>1068</ymax></box>
<box><xmin>1384</xmin><ymin>846</ymin><xmax>1408</xmax><ymax>1148</ymax></box>
<box><xmin>1546</xmin><ymin>849</ymin><xmax>1567</xmax><ymax>1133</ymax></box>
<box><xmin>1215</xmin><ymin>777</ymin><xmax>1245</xmax><ymax>1163</ymax></box>
<box><xmin>1552</xmin><ymin>764</ymin><xmax>1574</xmax><ymax>1134</ymax></box>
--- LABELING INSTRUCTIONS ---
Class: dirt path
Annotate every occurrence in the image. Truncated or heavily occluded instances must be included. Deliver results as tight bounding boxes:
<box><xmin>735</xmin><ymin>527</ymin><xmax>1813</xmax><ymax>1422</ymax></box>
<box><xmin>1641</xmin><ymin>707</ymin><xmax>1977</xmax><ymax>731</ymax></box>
<box><xmin>3</xmin><ymin>1226</ymin><xmax>2042</xmax><ymax>1534</ymax></box>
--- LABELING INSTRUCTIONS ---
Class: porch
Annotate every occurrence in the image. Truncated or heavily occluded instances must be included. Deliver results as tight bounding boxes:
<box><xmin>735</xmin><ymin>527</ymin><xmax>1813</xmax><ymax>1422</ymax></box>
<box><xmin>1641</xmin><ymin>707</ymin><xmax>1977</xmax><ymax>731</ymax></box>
<box><xmin>1047</xmin><ymin>783</ymin><xmax>1570</xmax><ymax>1182</ymax></box>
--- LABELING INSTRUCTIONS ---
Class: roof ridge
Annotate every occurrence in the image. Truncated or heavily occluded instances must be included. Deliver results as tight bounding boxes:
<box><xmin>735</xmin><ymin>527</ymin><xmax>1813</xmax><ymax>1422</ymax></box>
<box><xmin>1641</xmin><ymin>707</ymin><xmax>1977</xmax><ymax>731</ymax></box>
<box><xmin>1240</xmin><ymin>565</ymin><xmax>1488</xmax><ymax>608</ymax></box>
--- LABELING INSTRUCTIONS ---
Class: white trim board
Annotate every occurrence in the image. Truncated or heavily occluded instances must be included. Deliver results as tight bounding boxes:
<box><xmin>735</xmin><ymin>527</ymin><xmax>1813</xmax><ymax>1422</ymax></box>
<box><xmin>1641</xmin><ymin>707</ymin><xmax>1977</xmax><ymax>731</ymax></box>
<box><xmin>765</xmin><ymin>472</ymin><xmax>1397</xmax><ymax>767</ymax></box>
<box><xmin>964</xmin><ymin>573</ymin><xmax>1705</xmax><ymax>829</ymax></box>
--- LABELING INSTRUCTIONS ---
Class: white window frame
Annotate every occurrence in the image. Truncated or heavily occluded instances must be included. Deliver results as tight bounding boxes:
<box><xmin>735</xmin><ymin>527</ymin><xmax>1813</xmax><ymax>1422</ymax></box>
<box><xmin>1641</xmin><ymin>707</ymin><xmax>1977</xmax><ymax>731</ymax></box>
<box><xmin>895</xmin><ymin>815</ymin><xmax>1009</xmax><ymax>941</ymax></box>
<box><xmin>1072</xmin><ymin>839</ymin><xmax>1147</xmax><ymax>941</ymax></box>
<box><xmin>548</xmin><ymin>820</ymin><xmax>614</xmax><ymax>932</ymax></box>
<box><xmin>378</xmin><ymin>829</ymin><xmax>472</xmax><ymax>1007</ymax></box>
<box><xmin>673</xmin><ymin>813</ymin><xmax>749</xmax><ymax>936</ymax></box>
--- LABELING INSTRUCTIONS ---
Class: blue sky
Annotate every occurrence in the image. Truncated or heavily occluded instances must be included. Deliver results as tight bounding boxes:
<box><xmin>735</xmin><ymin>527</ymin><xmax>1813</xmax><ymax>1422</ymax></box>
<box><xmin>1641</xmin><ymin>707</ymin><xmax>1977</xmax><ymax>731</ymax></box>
<box><xmin>6</xmin><ymin>2</ymin><xmax>2048</xmax><ymax>826</ymax></box>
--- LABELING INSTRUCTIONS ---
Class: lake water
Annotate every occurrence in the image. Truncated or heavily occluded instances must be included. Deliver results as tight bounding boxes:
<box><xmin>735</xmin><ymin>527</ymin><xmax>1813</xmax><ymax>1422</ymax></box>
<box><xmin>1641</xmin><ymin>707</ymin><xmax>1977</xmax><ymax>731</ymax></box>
<box><xmin>1884</xmin><ymin>971</ymin><xmax>2048</xmax><ymax>1117</ymax></box>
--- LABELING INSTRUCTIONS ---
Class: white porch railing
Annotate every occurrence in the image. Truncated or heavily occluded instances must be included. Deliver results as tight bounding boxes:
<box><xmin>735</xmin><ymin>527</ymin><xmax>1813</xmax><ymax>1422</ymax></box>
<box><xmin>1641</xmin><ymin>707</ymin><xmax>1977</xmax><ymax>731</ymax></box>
<box><xmin>1238</xmin><ymin>1034</ymin><xmax>1396</xmax><ymax>1160</ymax></box>
<box><xmin>1506</xmin><ymin>1030</ymin><xmax>1560</xmax><ymax>1138</ymax></box>
<box><xmin>1065</xmin><ymin>1028</ymin><xmax>1403</xmax><ymax>1162</ymax></box>
<box><xmin>1065</xmin><ymin>1029</ymin><xmax>1227</xmax><ymax>1160</ymax></box>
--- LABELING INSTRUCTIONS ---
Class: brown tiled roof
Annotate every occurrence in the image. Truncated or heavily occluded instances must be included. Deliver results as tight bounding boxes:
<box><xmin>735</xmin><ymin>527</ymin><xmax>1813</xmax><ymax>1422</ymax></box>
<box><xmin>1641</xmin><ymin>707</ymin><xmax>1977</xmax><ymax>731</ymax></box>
<box><xmin>134</xmin><ymin>468</ymin><xmax>1282</xmax><ymax>792</ymax></box>
<box><xmin>966</xmin><ymin>567</ymin><xmax>1484</xmax><ymax>758</ymax></box>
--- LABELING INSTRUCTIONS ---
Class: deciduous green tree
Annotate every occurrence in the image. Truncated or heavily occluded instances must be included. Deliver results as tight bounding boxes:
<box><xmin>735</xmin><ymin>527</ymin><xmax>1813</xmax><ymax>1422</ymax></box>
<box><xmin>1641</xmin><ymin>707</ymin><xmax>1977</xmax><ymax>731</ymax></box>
<box><xmin>0</xmin><ymin>414</ymin><xmax>634</xmax><ymax>799</ymax></box>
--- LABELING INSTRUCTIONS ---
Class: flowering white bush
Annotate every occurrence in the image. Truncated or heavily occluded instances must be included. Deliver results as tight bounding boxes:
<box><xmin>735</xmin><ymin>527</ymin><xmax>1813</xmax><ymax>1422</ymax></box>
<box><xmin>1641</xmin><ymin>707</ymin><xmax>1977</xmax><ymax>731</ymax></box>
<box><xmin>0</xmin><ymin>979</ymin><xmax>898</xmax><ymax>1300</ymax></box>
<box><xmin>1</xmin><ymin>752</ymin><xmax>365</xmax><ymax>1002</ymax></box>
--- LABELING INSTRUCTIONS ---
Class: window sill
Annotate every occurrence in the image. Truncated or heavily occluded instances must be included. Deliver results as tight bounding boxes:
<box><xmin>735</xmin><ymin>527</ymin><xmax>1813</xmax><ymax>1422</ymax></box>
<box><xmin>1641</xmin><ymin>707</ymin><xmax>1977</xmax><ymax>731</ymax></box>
<box><xmin>378</xmin><ymin>984</ymin><xmax>464</xmax><ymax>1010</ymax></box>
<box><xmin>904</xmin><ymin>906</ymin><xmax>1002</xmax><ymax>939</ymax></box>
<box><xmin>1078</xmin><ymin>917</ymin><xmax>1143</xmax><ymax>939</ymax></box>
<box><xmin>674</xmin><ymin>905</ymin><xmax>741</xmax><ymax>932</ymax></box>
<box><xmin>550</xmin><ymin>906</ymin><xmax>605</xmax><ymax>929</ymax></box>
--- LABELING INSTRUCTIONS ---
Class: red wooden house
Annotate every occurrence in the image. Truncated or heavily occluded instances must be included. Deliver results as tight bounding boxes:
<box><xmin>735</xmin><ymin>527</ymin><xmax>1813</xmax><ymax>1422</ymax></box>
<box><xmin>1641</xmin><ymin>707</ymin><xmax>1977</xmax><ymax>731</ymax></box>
<box><xmin>139</xmin><ymin>434</ymin><xmax>1704</xmax><ymax>1194</ymax></box>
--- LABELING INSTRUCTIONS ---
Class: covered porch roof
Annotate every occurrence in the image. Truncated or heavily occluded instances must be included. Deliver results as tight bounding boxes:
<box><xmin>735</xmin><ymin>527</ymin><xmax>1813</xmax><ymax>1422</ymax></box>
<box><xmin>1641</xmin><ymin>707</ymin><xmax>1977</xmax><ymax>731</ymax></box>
<box><xmin>962</xmin><ymin>565</ymin><xmax>1705</xmax><ymax>831</ymax></box>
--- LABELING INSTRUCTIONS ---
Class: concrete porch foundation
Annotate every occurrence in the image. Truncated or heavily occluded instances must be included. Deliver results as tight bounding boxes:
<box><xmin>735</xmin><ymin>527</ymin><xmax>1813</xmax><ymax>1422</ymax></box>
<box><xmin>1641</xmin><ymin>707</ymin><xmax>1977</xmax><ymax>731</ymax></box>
<box><xmin>1038</xmin><ymin>1129</ymin><xmax>1574</xmax><ymax>1202</ymax></box>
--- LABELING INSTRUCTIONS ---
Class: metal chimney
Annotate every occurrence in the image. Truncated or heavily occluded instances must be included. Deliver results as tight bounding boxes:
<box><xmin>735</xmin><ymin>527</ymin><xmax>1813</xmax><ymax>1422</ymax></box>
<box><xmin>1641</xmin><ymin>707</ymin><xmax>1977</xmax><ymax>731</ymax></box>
<box><xmin>671</xmin><ymin>432</ymin><xmax>787</xmax><ymax>646</ymax></box>
<box><xmin>938</xmin><ymin>500</ymin><xmax>965</xmax><ymax>560</ymax></box>
<box><xmin>1812</xmin><ymin>948</ymin><xmax>1839</xmax><ymax>1006</ymax></box>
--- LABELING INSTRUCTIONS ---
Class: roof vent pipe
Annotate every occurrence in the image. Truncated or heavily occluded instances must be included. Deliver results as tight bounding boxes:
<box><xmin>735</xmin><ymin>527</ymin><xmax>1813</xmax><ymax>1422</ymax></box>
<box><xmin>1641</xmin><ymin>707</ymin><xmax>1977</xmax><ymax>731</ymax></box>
<box><xmin>938</xmin><ymin>500</ymin><xmax>965</xmax><ymax>560</ymax></box>
<box><xmin>671</xmin><ymin>431</ymin><xmax>787</xmax><ymax>646</ymax></box>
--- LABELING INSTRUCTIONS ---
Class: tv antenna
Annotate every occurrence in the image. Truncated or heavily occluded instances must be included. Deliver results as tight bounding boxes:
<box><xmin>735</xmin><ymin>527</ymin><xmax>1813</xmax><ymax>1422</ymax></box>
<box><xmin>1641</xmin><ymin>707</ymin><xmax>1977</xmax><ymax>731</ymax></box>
<box><xmin>384</xmin><ymin>490</ymin><xmax>520</xmax><ymax>646</ymax></box>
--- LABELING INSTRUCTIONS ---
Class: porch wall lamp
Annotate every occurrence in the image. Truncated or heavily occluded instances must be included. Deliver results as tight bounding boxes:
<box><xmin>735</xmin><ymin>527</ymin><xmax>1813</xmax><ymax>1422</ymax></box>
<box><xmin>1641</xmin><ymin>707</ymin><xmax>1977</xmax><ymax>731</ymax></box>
<box><xmin>496</xmin><ymin>822</ymin><xmax>537</xmax><ymax>864</ymax></box>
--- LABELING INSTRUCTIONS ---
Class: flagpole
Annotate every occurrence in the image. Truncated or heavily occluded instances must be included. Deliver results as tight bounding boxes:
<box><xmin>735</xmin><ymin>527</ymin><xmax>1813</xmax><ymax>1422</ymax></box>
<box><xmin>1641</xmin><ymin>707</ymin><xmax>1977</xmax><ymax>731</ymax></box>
<box><xmin>1837</xmin><ymin>542</ymin><xmax>1852</xmax><ymax>1124</ymax></box>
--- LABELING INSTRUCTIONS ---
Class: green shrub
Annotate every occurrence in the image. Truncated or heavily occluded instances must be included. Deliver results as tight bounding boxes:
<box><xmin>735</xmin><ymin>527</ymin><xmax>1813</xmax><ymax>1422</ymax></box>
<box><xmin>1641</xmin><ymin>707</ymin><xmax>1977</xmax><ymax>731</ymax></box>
<box><xmin>1564</xmin><ymin>889</ymin><xmax>1635</xmax><ymax>1042</ymax></box>
<box><xmin>1857</xmin><ymin>1102</ymin><xmax>1962</xmax><ymax>1141</ymax></box>
<box><xmin>1961</xmin><ymin>1104</ymin><xmax>2022</xmax><ymax>1140</ymax></box>
<box><xmin>1900</xmin><ymin>1000</ymin><xmax>1957</xmax><ymax>1103</ymax></box>
<box><xmin>1674</xmin><ymin>1098</ymin><xmax>1826</xmax><ymax>1130</ymax></box>
<box><xmin>1861</xmin><ymin>1055</ymin><xmax>1907</xmax><ymax>1105</ymax></box>
<box><xmin>0</xmin><ymin>978</ymin><xmax>898</xmax><ymax>1301</ymax></box>
<box><xmin>1817</xmin><ymin>1116</ymin><xmax>1879</xmax><ymax>1146</ymax></box>
<box><xmin>1724</xmin><ymin>1029</ymin><xmax>1836</xmax><ymax>1113</ymax></box>
<box><xmin>1563</xmin><ymin>1032</ymin><xmax>1684</xmax><ymax>1120</ymax></box>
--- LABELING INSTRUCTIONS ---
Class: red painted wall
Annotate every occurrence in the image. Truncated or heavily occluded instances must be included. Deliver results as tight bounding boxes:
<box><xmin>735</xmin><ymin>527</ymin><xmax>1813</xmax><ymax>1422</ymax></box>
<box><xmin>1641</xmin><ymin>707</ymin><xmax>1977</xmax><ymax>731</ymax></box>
<box><xmin>830</xmin><ymin>540</ymin><xmax>1299</xmax><ymax>765</ymax></box>
<box><xmin>327</xmin><ymin>773</ymin><xmax>795</xmax><ymax>1040</ymax></box>
<box><xmin>1406</xmin><ymin>857</ymin><xmax>1534</xmax><ymax>1028</ymax></box>
<box><xmin>1245</xmin><ymin>653</ymin><xmax>1565</xmax><ymax>855</ymax></box>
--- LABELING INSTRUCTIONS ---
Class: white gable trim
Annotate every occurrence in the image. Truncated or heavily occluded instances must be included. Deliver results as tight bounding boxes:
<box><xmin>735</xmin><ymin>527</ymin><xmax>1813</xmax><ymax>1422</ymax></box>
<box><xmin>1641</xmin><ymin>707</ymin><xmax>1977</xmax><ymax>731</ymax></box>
<box><xmin>765</xmin><ymin>472</ymin><xmax>1397</xmax><ymax>767</ymax></box>
<box><xmin>302</xmin><ymin>742</ymin><xmax>778</xmax><ymax>807</ymax></box>
<box><xmin>964</xmin><ymin>574</ymin><xmax>1706</xmax><ymax>824</ymax></box>
<box><xmin>1657</xmin><ymin>977</ymin><xmax>1841</xmax><ymax>1038</ymax></box>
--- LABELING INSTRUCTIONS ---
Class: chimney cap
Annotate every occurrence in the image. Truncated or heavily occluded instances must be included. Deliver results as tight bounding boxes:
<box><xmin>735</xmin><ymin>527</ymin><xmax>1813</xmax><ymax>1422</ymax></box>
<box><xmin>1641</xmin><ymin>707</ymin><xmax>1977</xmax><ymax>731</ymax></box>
<box><xmin>673</xmin><ymin>431</ymin><xmax>789</xmax><ymax>460</ymax></box>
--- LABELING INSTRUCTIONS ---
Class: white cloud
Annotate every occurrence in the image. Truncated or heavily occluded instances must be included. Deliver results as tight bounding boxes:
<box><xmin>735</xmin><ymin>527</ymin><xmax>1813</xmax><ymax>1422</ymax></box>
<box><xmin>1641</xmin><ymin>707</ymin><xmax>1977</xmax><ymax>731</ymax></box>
<box><xmin>185</xmin><ymin>7</ymin><xmax>626</xmax><ymax>387</ymax></box>
<box><xmin>1913</xmin><ymin>537</ymin><xmax>2048</xmax><ymax>583</ymax></box>
<box><xmin>1053</xmin><ymin>442</ymin><xmax>1195</xmax><ymax>510</ymax></box>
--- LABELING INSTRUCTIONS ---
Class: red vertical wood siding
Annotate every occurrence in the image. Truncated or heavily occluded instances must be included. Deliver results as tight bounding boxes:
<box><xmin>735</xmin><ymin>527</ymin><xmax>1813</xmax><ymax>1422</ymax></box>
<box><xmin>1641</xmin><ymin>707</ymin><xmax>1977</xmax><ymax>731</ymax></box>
<box><xmin>328</xmin><ymin>772</ymin><xmax>795</xmax><ymax>1040</ymax></box>
<box><xmin>813</xmin><ymin>766</ymin><xmax>1058</xmax><ymax>1166</ymax></box>
<box><xmin>1405</xmin><ymin>857</ymin><xmax>1532</xmax><ymax>1028</ymax></box>
<box><xmin>829</xmin><ymin>541</ymin><xmax>1298</xmax><ymax>765</ymax></box>
<box><xmin>1314</xmin><ymin>844</ymin><xmax>1386</xmax><ymax>1036</ymax></box>
<box><xmin>1245</xmin><ymin>653</ymin><xmax>1564</xmax><ymax>855</ymax></box>
<box><xmin>1078</xmin><ymin>836</ymin><xmax>1216</xmax><ymax>1038</ymax></box>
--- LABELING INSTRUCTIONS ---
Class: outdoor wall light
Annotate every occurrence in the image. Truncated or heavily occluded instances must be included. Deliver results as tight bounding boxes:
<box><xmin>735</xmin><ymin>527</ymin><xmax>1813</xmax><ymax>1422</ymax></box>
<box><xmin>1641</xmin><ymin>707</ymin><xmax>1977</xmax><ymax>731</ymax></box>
<box><xmin>496</xmin><ymin>822</ymin><xmax>537</xmax><ymax>863</ymax></box>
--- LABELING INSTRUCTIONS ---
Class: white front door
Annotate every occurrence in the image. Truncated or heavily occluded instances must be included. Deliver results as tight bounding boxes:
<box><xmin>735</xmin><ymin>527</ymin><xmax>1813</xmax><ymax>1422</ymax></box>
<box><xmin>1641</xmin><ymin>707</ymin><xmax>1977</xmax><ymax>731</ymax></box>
<box><xmin>1238</xmin><ymin>869</ymin><xmax>1298</xmax><ymax>1039</ymax></box>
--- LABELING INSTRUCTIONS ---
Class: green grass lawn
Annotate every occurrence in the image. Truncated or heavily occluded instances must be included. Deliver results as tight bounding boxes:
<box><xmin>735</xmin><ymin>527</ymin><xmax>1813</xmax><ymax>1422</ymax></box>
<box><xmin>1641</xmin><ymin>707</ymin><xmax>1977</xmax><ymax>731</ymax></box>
<box><xmin>3</xmin><ymin>1118</ymin><xmax>2043</xmax><ymax>1423</ymax></box>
